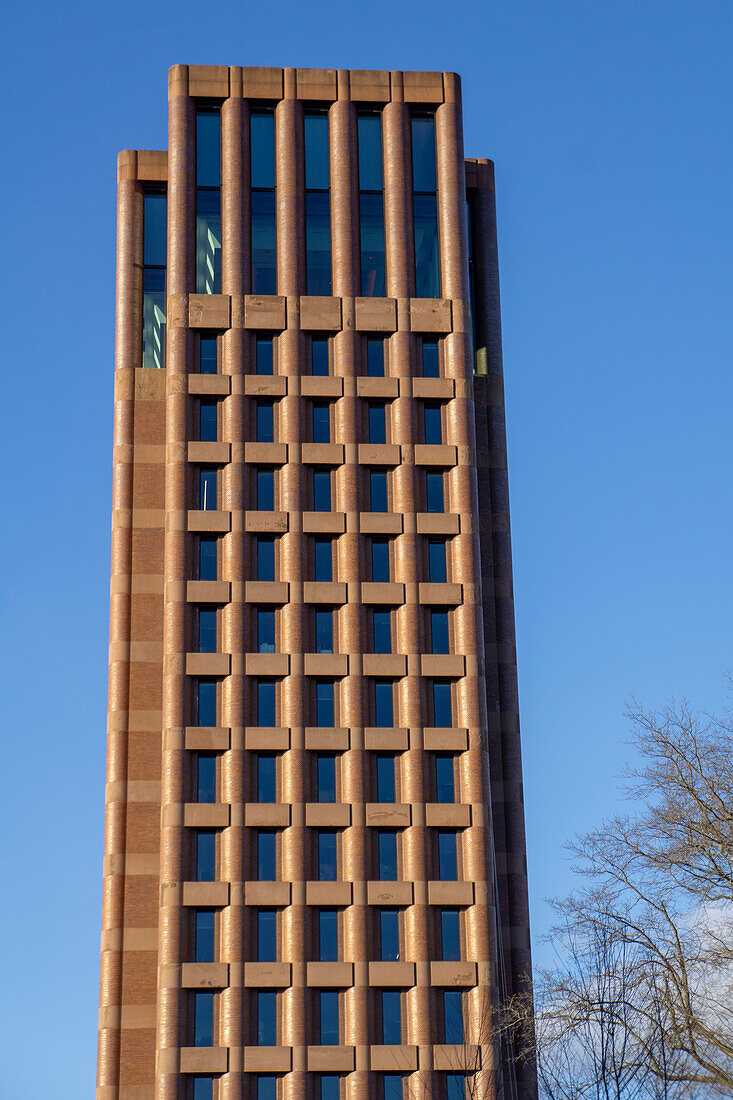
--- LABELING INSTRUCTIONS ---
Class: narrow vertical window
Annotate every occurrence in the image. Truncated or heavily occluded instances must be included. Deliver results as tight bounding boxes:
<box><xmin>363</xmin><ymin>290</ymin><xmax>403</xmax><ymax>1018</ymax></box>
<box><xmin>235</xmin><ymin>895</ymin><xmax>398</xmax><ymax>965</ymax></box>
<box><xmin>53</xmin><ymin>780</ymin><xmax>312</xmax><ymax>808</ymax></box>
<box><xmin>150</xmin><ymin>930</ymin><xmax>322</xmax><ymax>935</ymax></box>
<box><xmin>142</xmin><ymin>192</ymin><xmax>166</xmax><ymax>368</ymax></box>
<box><xmin>439</xmin><ymin>909</ymin><xmax>461</xmax><ymax>961</ymax></box>
<box><xmin>375</xmin><ymin>754</ymin><xmax>396</xmax><ymax>803</ymax></box>
<box><xmin>317</xmin><ymin>830</ymin><xmax>338</xmax><ymax>881</ymax></box>
<box><xmin>442</xmin><ymin>990</ymin><xmax>464</xmax><ymax>1043</ymax></box>
<box><xmin>251</xmin><ymin>110</ymin><xmax>277</xmax><ymax>294</ymax></box>
<box><xmin>316</xmin><ymin>754</ymin><xmax>337</xmax><ymax>803</ymax></box>
<box><xmin>197</xmin><ymin>608</ymin><xmax>216</xmax><ymax>653</ymax></box>
<box><xmin>421</xmin><ymin>339</ymin><xmax>440</xmax><ymax>377</ymax></box>
<box><xmin>318</xmin><ymin>909</ymin><xmax>339</xmax><ymax>960</ymax></box>
<box><xmin>192</xmin><ymin>1077</ymin><xmax>214</xmax><ymax>1100</ymax></box>
<box><xmin>313</xmin><ymin>470</ymin><xmax>332</xmax><ymax>512</ymax></box>
<box><xmin>428</xmin><ymin>539</ymin><xmax>447</xmax><ymax>583</ymax></box>
<box><xmin>377</xmin><ymin>830</ymin><xmax>398</xmax><ymax>880</ymax></box>
<box><xmin>193</xmin><ymin>990</ymin><xmax>215</xmax><ymax>1045</ymax></box>
<box><xmin>434</xmin><ymin>755</ymin><xmax>456</xmax><ymax>803</ymax></box>
<box><xmin>257</xmin><ymin>909</ymin><xmax>277</xmax><ymax>962</ymax></box>
<box><xmin>196</xmin><ymin>831</ymin><xmax>216</xmax><ymax>881</ymax></box>
<box><xmin>198</xmin><ymin>536</ymin><xmax>217</xmax><ymax>581</ymax></box>
<box><xmin>315</xmin><ymin>609</ymin><xmax>334</xmax><ymax>654</ymax></box>
<box><xmin>256</xmin><ymin>536</ymin><xmax>276</xmax><ymax>581</ymax></box>
<box><xmin>256</xmin><ymin>990</ymin><xmax>277</xmax><ymax>1045</ymax></box>
<box><xmin>195</xmin><ymin>754</ymin><xmax>216</xmax><ymax>803</ymax></box>
<box><xmin>313</xmin><ymin>537</ymin><xmax>333</xmax><ymax>582</ymax></box>
<box><xmin>305</xmin><ymin>113</ymin><xmax>331</xmax><ymax>294</ymax></box>
<box><xmin>369</xmin><ymin>470</ymin><xmax>388</xmax><ymax>512</ymax></box>
<box><xmin>256</xmin><ymin>680</ymin><xmax>276</xmax><ymax>726</ymax></box>
<box><xmin>194</xmin><ymin>910</ymin><xmax>215</xmax><ymax>962</ymax></box>
<box><xmin>379</xmin><ymin>909</ymin><xmax>400</xmax><ymax>961</ymax></box>
<box><xmin>311</xmin><ymin>338</ymin><xmax>330</xmax><ymax>375</ymax></box>
<box><xmin>366</xmin><ymin>338</ymin><xmax>385</xmax><ymax>377</ymax></box>
<box><xmin>256</xmin><ymin>336</ymin><xmax>274</xmax><ymax>375</ymax></box>
<box><xmin>411</xmin><ymin>115</ymin><xmax>440</xmax><ymax>298</ymax></box>
<box><xmin>358</xmin><ymin>113</ymin><xmax>385</xmax><ymax>296</ymax></box>
<box><xmin>319</xmin><ymin>1076</ymin><xmax>341</xmax><ymax>1100</ymax></box>
<box><xmin>256</xmin><ymin>468</ymin><xmax>275</xmax><ymax>510</ymax></box>
<box><xmin>257</xmin><ymin>1078</ymin><xmax>277</xmax><ymax>1100</ymax></box>
<box><xmin>370</xmin><ymin>538</ymin><xmax>390</xmax><ymax>582</ymax></box>
<box><xmin>437</xmin><ymin>831</ymin><xmax>458</xmax><ymax>881</ymax></box>
<box><xmin>256</xmin><ymin>830</ymin><xmax>277</xmax><ymax>880</ymax></box>
<box><xmin>196</xmin><ymin>109</ymin><xmax>222</xmax><ymax>294</ymax></box>
<box><xmin>199</xmin><ymin>334</ymin><xmax>217</xmax><ymax>374</ymax></box>
<box><xmin>374</xmin><ymin>681</ymin><xmax>394</xmax><ymax>727</ymax></box>
<box><xmin>196</xmin><ymin>680</ymin><xmax>216</xmax><ymax>726</ymax></box>
<box><xmin>432</xmin><ymin>681</ymin><xmax>453</xmax><ymax>727</ymax></box>
<box><xmin>380</xmin><ymin>990</ymin><xmax>402</xmax><ymax>1044</ymax></box>
<box><xmin>425</xmin><ymin>471</ymin><xmax>444</xmax><ymax>513</ymax></box>
<box><xmin>256</xmin><ymin>754</ymin><xmax>277</xmax><ymax>803</ymax></box>
<box><xmin>382</xmin><ymin>1076</ymin><xmax>404</xmax><ymax>1100</ymax></box>
<box><xmin>318</xmin><ymin>991</ymin><xmax>340</xmax><ymax>1044</ymax></box>
<box><xmin>316</xmin><ymin>681</ymin><xmax>335</xmax><ymax>727</ymax></box>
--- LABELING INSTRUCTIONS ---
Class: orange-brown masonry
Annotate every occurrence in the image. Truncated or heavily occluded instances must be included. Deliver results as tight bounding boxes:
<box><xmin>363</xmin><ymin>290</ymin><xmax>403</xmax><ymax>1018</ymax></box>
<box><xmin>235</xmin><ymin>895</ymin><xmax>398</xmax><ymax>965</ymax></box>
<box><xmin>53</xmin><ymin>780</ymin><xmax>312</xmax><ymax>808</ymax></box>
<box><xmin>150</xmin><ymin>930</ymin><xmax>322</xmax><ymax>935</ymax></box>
<box><xmin>100</xmin><ymin>65</ymin><xmax>536</xmax><ymax>1100</ymax></box>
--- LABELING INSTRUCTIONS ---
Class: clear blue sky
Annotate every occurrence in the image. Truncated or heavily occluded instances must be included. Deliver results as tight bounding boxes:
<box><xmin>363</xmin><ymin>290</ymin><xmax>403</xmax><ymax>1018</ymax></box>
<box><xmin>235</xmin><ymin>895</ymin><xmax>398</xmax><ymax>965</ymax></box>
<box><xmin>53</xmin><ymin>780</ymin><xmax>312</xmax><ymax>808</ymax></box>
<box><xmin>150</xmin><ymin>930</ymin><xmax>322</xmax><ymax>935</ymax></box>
<box><xmin>1</xmin><ymin>1</ymin><xmax>732</xmax><ymax>1094</ymax></box>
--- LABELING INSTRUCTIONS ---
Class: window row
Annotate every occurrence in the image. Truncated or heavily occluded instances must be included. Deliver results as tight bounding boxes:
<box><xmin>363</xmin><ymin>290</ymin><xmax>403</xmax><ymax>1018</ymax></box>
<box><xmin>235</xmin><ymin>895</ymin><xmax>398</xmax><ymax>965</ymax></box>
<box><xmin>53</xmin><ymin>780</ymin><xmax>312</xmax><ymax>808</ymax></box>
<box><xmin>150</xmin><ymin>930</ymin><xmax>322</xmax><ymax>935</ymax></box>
<box><xmin>194</xmin><ymin>334</ymin><xmax>442</xmax><ymax>378</ymax></box>
<box><xmin>188</xmin><ymin>1071</ymin><xmax>470</xmax><ymax>1100</ymax></box>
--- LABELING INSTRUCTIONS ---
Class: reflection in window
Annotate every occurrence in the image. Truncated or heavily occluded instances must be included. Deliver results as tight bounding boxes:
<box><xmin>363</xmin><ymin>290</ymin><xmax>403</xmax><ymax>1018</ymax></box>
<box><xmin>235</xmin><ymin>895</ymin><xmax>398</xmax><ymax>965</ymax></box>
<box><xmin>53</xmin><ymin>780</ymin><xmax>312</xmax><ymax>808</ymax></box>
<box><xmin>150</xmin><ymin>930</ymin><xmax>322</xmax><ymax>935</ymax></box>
<box><xmin>257</xmin><ymin>608</ymin><xmax>276</xmax><ymax>653</ymax></box>
<box><xmin>440</xmin><ymin>909</ymin><xmax>461</xmax><ymax>961</ymax></box>
<box><xmin>199</xmin><ymin>468</ymin><xmax>217</xmax><ymax>511</ymax></box>
<box><xmin>196</xmin><ymin>110</ymin><xmax>222</xmax><ymax>294</ymax></box>
<box><xmin>251</xmin><ymin>111</ymin><xmax>277</xmax><ymax>294</ymax></box>
<box><xmin>256</xmin><ymin>400</ymin><xmax>274</xmax><ymax>443</ymax></box>
<box><xmin>305</xmin><ymin>113</ymin><xmax>331</xmax><ymax>294</ymax></box>
<box><xmin>411</xmin><ymin>116</ymin><xmax>440</xmax><ymax>298</ymax></box>
<box><xmin>142</xmin><ymin>192</ymin><xmax>166</xmax><ymax>368</ymax></box>
<box><xmin>379</xmin><ymin>908</ymin><xmax>399</xmax><ymax>961</ymax></box>
<box><xmin>423</xmin><ymin>404</ymin><xmax>442</xmax><ymax>445</ymax></box>
<box><xmin>319</xmin><ymin>990</ymin><xmax>339</xmax><ymax>1044</ymax></box>
<box><xmin>442</xmin><ymin>991</ymin><xmax>464</xmax><ymax>1043</ymax></box>
<box><xmin>256</xmin><ymin>680</ymin><xmax>276</xmax><ymax>726</ymax></box>
<box><xmin>358</xmin><ymin>114</ymin><xmax>385</xmax><ymax>296</ymax></box>
<box><xmin>312</xmin><ymin>401</ymin><xmax>331</xmax><ymax>443</ymax></box>
<box><xmin>381</xmin><ymin>990</ymin><xmax>401</xmax><ymax>1044</ymax></box>
<box><xmin>315</xmin><ymin>609</ymin><xmax>334</xmax><ymax>654</ymax></box>
<box><xmin>199</xmin><ymin>401</ymin><xmax>217</xmax><ymax>442</ymax></box>
<box><xmin>377</xmin><ymin>830</ymin><xmax>398</xmax><ymax>880</ymax></box>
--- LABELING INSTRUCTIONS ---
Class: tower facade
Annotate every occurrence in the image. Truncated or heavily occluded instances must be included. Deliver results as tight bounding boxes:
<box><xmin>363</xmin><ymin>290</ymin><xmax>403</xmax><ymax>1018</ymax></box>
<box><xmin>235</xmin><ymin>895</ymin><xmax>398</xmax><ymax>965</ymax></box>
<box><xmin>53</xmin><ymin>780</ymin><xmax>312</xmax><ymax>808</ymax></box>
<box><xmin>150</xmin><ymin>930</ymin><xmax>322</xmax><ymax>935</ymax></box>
<box><xmin>100</xmin><ymin>65</ymin><xmax>534</xmax><ymax>1100</ymax></box>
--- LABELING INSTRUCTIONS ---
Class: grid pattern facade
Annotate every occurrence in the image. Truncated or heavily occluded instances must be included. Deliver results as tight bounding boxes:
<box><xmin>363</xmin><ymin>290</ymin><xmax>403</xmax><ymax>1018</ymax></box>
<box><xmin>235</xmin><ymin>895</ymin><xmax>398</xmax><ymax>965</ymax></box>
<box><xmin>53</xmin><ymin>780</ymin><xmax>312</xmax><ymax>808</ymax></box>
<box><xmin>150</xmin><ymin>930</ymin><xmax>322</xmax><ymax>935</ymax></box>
<box><xmin>100</xmin><ymin>65</ymin><xmax>535</xmax><ymax>1100</ymax></box>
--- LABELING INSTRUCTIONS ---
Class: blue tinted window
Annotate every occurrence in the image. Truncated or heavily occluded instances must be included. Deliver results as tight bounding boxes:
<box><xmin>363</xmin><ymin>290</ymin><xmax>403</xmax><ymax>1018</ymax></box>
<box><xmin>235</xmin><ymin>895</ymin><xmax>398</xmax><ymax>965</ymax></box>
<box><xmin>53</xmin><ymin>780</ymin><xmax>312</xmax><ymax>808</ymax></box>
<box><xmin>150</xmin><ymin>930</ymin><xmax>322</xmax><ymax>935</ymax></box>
<box><xmin>383</xmin><ymin>1076</ymin><xmax>404</xmax><ymax>1100</ymax></box>
<box><xmin>414</xmin><ymin>194</ymin><xmax>439</xmax><ymax>298</ymax></box>
<box><xmin>371</xmin><ymin>538</ymin><xmax>389</xmax><ymax>582</ymax></box>
<box><xmin>437</xmin><ymin>831</ymin><xmax>458</xmax><ymax>881</ymax></box>
<box><xmin>358</xmin><ymin>114</ymin><xmax>383</xmax><ymax>191</ymax></box>
<box><xmin>200</xmin><ymin>468</ymin><xmax>217</xmax><ymax>510</ymax></box>
<box><xmin>426</xmin><ymin>472</ymin><xmax>444</xmax><ymax>513</ymax></box>
<box><xmin>377</xmin><ymin>831</ymin><xmax>398</xmax><ymax>880</ymax></box>
<box><xmin>257</xmin><ymin>680</ymin><xmax>276</xmax><ymax>725</ymax></box>
<box><xmin>373</xmin><ymin>610</ymin><xmax>391</xmax><ymax>654</ymax></box>
<box><xmin>193</xmin><ymin>1078</ymin><xmax>213</xmax><ymax>1100</ymax></box>
<box><xmin>428</xmin><ymin>540</ymin><xmax>447</xmax><ymax>582</ymax></box>
<box><xmin>443</xmin><ymin>991</ymin><xmax>464</xmax><ymax>1044</ymax></box>
<box><xmin>251</xmin><ymin>111</ymin><xmax>276</xmax><ymax>190</ymax></box>
<box><xmin>317</xmin><ymin>754</ymin><xmax>336</xmax><ymax>803</ymax></box>
<box><xmin>381</xmin><ymin>991</ymin><xmax>401</xmax><ymax>1045</ymax></box>
<box><xmin>197</xmin><ymin>111</ymin><xmax>221</xmax><ymax>188</ymax></box>
<box><xmin>319</xmin><ymin>990</ymin><xmax>339</xmax><ymax>1044</ymax></box>
<box><xmin>257</xmin><ymin>991</ymin><xmax>277</xmax><ymax>1045</ymax></box>
<box><xmin>306</xmin><ymin>191</ymin><xmax>332</xmax><ymax>295</ymax></box>
<box><xmin>313</xmin><ymin>470</ymin><xmax>331</xmax><ymax>511</ymax></box>
<box><xmin>196</xmin><ymin>831</ymin><xmax>216</xmax><ymax>881</ymax></box>
<box><xmin>424</xmin><ymin>405</ymin><xmax>442</xmax><ymax>445</ymax></box>
<box><xmin>368</xmin><ymin>403</ymin><xmax>386</xmax><ymax>444</ymax></box>
<box><xmin>376</xmin><ymin>754</ymin><xmax>396</xmax><ymax>803</ymax></box>
<box><xmin>195</xmin><ymin>189</ymin><xmax>222</xmax><ymax>294</ymax></box>
<box><xmin>199</xmin><ymin>537</ymin><xmax>217</xmax><ymax>581</ymax></box>
<box><xmin>198</xmin><ymin>608</ymin><xmax>216</xmax><ymax>653</ymax></box>
<box><xmin>196</xmin><ymin>754</ymin><xmax>216</xmax><ymax>803</ymax></box>
<box><xmin>195</xmin><ymin>910</ymin><xmax>215</xmax><ymax>962</ymax></box>
<box><xmin>422</xmin><ymin>340</ymin><xmax>439</xmax><ymax>377</ymax></box>
<box><xmin>360</xmin><ymin>192</ymin><xmax>386</xmax><ymax>297</ymax></box>
<box><xmin>251</xmin><ymin>190</ymin><xmax>277</xmax><ymax>295</ymax></box>
<box><xmin>257</xmin><ymin>608</ymin><xmax>276</xmax><ymax>654</ymax></box>
<box><xmin>320</xmin><ymin>1076</ymin><xmax>341</xmax><ymax>1100</ymax></box>
<box><xmin>197</xmin><ymin>680</ymin><xmax>216</xmax><ymax>726</ymax></box>
<box><xmin>257</xmin><ymin>536</ymin><xmax>275</xmax><ymax>581</ymax></box>
<box><xmin>318</xmin><ymin>831</ymin><xmax>337</xmax><ymax>881</ymax></box>
<box><xmin>312</xmin><ymin>402</ymin><xmax>331</xmax><ymax>443</ymax></box>
<box><xmin>432</xmin><ymin>682</ymin><xmax>452</xmax><ymax>727</ymax></box>
<box><xmin>257</xmin><ymin>754</ymin><xmax>277</xmax><ymax>802</ymax></box>
<box><xmin>370</xmin><ymin>471</ymin><xmax>388</xmax><ymax>512</ymax></box>
<box><xmin>316</xmin><ymin>681</ymin><xmax>335</xmax><ymax>727</ymax></box>
<box><xmin>445</xmin><ymin>1076</ymin><xmax>466</xmax><ymax>1100</ymax></box>
<box><xmin>312</xmin><ymin>339</ymin><xmax>329</xmax><ymax>375</ymax></box>
<box><xmin>257</xmin><ymin>401</ymin><xmax>274</xmax><ymax>443</ymax></box>
<box><xmin>435</xmin><ymin>756</ymin><xmax>455</xmax><ymax>803</ymax></box>
<box><xmin>379</xmin><ymin>909</ymin><xmax>399</xmax><ymax>961</ymax></box>
<box><xmin>143</xmin><ymin>192</ymin><xmax>166</xmax><ymax>266</ymax></box>
<box><xmin>256</xmin><ymin>337</ymin><xmax>274</xmax><ymax>375</ymax></box>
<box><xmin>199</xmin><ymin>401</ymin><xmax>217</xmax><ymax>442</ymax></box>
<box><xmin>193</xmin><ymin>990</ymin><xmax>214</xmax><ymax>1045</ymax></box>
<box><xmin>258</xmin><ymin>909</ymin><xmax>277</xmax><ymax>961</ymax></box>
<box><xmin>257</xmin><ymin>1077</ymin><xmax>277</xmax><ymax>1100</ymax></box>
<box><xmin>314</xmin><ymin>538</ymin><xmax>333</xmax><ymax>581</ymax></box>
<box><xmin>430</xmin><ymin>610</ymin><xmax>449</xmax><ymax>654</ymax></box>
<box><xmin>411</xmin><ymin>116</ymin><xmax>436</xmax><ymax>193</ymax></box>
<box><xmin>257</xmin><ymin>831</ymin><xmax>277</xmax><ymax>880</ymax></box>
<box><xmin>305</xmin><ymin>114</ymin><xmax>330</xmax><ymax>190</ymax></box>
<box><xmin>374</xmin><ymin>681</ymin><xmax>393</xmax><ymax>727</ymax></box>
<box><xmin>440</xmin><ymin>909</ymin><xmax>461</xmax><ymax>961</ymax></box>
<box><xmin>257</xmin><ymin>468</ymin><xmax>275</xmax><ymax>510</ymax></box>
<box><xmin>318</xmin><ymin>909</ymin><xmax>338</xmax><ymax>961</ymax></box>
<box><xmin>366</xmin><ymin>339</ymin><xmax>385</xmax><ymax>377</ymax></box>
<box><xmin>142</xmin><ymin>196</ymin><xmax>167</xmax><ymax>371</ymax></box>
<box><xmin>200</xmin><ymin>336</ymin><xmax>217</xmax><ymax>374</ymax></box>
<box><xmin>315</xmin><ymin>609</ymin><xmax>334</xmax><ymax>654</ymax></box>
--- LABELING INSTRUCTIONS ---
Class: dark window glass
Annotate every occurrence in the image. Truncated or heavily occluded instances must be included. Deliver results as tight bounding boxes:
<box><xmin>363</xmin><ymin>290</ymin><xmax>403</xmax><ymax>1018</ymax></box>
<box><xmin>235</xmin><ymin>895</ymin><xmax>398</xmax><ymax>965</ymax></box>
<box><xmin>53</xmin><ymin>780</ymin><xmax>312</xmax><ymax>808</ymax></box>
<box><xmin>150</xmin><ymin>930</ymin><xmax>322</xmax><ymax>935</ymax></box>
<box><xmin>251</xmin><ymin>111</ymin><xmax>276</xmax><ymax>190</ymax></box>
<box><xmin>425</xmin><ymin>472</ymin><xmax>444</xmax><ymax>513</ymax></box>
<box><xmin>432</xmin><ymin>681</ymin><xmax>452</xmax><ymax>727</ymax></box>
<box><xmin>257</xmin><ymin>680</ymin><xmax>276</xmax><ymax>726</ymax></box>
<box><xmin>312</xmin><ymin>402</ymin><xmax>331</xmax><ymax>443</ymax></box>
<box><xmin>257</xmin><ymin>401</ymin><xmax>274</xmax><ymax>443</ymax></box>
<box><xmin>251</xmin><ymin>190</ymin><xmax>277</xmax><ymax>295</ymax></box>
<box><xmin>257</xmin><ymin>468</ymin><xmax>275</xmax><ymax>510</ymax></box>
<box><xmin>359</xmin><ymin>191</ymin><xmax>386</xmax><ymax>297</ymax></box>
<box><xmin>197</xmin><ymin>680</ymin><xmax>216</xmax><ymax>726</ymax></box>
<box><xmin>257</xmin><ymin>754</ymin><xmax>277</xmax><ymax>802</ymax></box>
<box><xmin>375</xmin><ymin>754</ymin><xmax>396</xmax><ymax>803</ymax></box>
<box><xmin>368</xmin><ymin>403</ymin><xmax>386</xmax><ymax>445</ymax></box>
<box><xmin>306</xmin><ymin>191</ymin><xmax>332</xmax><ymax>296</ymax></box>
<box><xmin>195</xmin><ymin>910</ymin><xmax>215</xmax><ymax>962</ymax></box>
<box><xmin>193</xmin><ymin>1078</ymin><xmax>214</xmax><ymax>1100</ymax></box>
<box><xmin>142</xmin><ymin>194</ymin><xmax>167</xmax><ymax>370</ymax></box>
<box><xmin>197</xmin><ymin>111</ymin><xmax>221</xmax><ymax>188</ymax></box>
<box><xmin>143</xmin><ymin>192</ymin><xmax>166</xmax><ymax>266</ymax></box>
<box><xmin>200</xmin><ymin>336</ymin><xmax>217</xmax><ymax>375</ymax></box>
<box><xmin>256</xmin><ymin>337</ymin><xmax>274</xmax><ymax>375</ymax></box>
<box><xmin>200</xmin><ymin>468</ymin><xmax>217</xmax><ymax>511</ymax></box>
<box><xmin>319</xmin><ymin>991</ymin><xmax>339</xmax><ymax>1044</ymax></box>
<box><xmin>305</xmin><ymin>114</ymin><xmax>330</xmax><ymax>190</ymax></box>
<box><xmin>445</xmin><ymin>1075</ymin><xmax>466</xmax><ymax>1100</ymax></box>
<box><xmin>358</xmin><ymin>114</ymin><xmax>383</xmax><ymax>192</ymax></box>
<box><xmin>257</xmin><ymin>608</ymin><xmax>276</xmax><ymax>654</ymax></box>
<box><xmin>196</xmin><ymin>754</ymin><xmax>216</xmax><ymax>803</ymax></box>
<box><xmin>442</xmin><ymin>991</ymin><xmax>464</xmax><ymax>1044</ymax></box>
<box><xmin>424</xmin><ymin>404</ymin><xmax>442</xmax><ymax>445</ymax></box>
<box><xmin>373</xmin><ymin>610</ymin><xmax>391</xmax><ymax>654</ymax></box>
<box><xmin>371</xmin><ymin>538</ymin><xmax>390</xmax><ymax>582</ymax></box>
<box><xmin>413</xmin><ymin>194</ymin><xmax>439</xmax><ymax>298</ymax></box>
<box><xmin>198</xmin><ymin>608</ymin><xmax>216</xmax><ymax>653</ymax></box>
<box><xmin>381</xmin><ymin>991</ymin><xmax>401</xmax><ymax>1045</ymax></box>
<box><xmin>317</xmin><ymin>754</ymin><xmax>337</xmax><ymax>803</ymax></box>
<box><xmin>193</xmin><ymin>990</ymin><xmax>214</xmax><ymax>1046</ymax></box>
<box><xmin>315</xmin><ymin>609</ymin><xmax>334</xmax><ymax>654</ymax></box>
<box><xmin>257</xmin><ymin>990</ymin><xmax>277</xmax><ymax>1045</ymax></box>
<box><xmin>312</xmin><ymin>339</ymin><xmax>329</xmax><ymax>376</ymax></box>
<box><xmin>428</xmin><ymin>540</ymin><xmax>447</xmax><ymax>582</ymax></box>
<box><xmin>422</xmin><ymin>340</ymin><xmax>439</xmax><ymax>377</ymax></box>
<box><xmin>256</xmin><ymin>831</ymin><xmax>277</xmax><ymax>880</ymax></box>
<box><xmin>196</xmin><ymin>831</ymin><xmax>216</xmax><ymax>881</ymax></box>
<box><xmin>313</xmin><ymin>470</ymin><xmax>331</xmax><ymax>512</ymax></box>
<box><xmin>317</xmin><ymin>831</ymin><xmax>337</xmax><ymax>881</ymax></box>
<box><xmin>257</xmin><ymin>536</ymin><xmax>276</xmax><ymax>581</ymax></box>
<box><xmin>320</xmin><ymin>1076</ymin><xmax>341</xmax><ymax>1100</ymax></box>
<box><xmin>430</xmin><ymin>610</ymin><xmax>450</xmax><ymax>654</ymax></box>
<box><xmin>379</xmin><ymin>909</ymin><xmax>399</xmax><ymax>961</ymax></box>
<box><xmin>314</xmin><ymin>538</ymin><xmax>333</xmax><ymax>582</ymax></box>
<box><xmin>366</xmin><ymin>339</ymin><xmax>385</xmax><ymax>377</ymax></box>
<box><xmin>196</xmin><ymin>111</ymin><xmax>222</xmax><ymax>294</ymax></box>
<box><xmin>377</xmin><ymin>831</ymin><xmax>398</xmax><ymax>880</ymax></box>
<box><xmin>411</xmin><ymin>116</ymin><xmax>436</xmax><ymax>193</ymax></box>
<box><xmin>370</xmin><ymin>470</ymin><xmax>388</xmax><ymax>512</ymax></box>
<box><xmin>437</xmin><ymin>831</ymin><xmax>458</xmax><ymax>881</ymax></box>
<box><xmin>374</xmin><ymin>681</ymin><xmax>393</xmax><ymax>727</ymax></box>
<box><xmin>257</xmin><ymin>909</ymin><xmax>277</xmax><ymax>962</ymax></box>
<box><xmin>318</xmin><ymin>909</ymin><xmax>338</xmax><ymax>961</ymax></box>
<box><xmin>199</xmin><ymin>401</ymin><xmax>217</xmax><ymax>442</ymax></box>
<box><xmin>316</xmin><ymin>681</ymin><xmax>335</xmax><ymax>727</ymax></box>
<box><xmin>257</xmin><ymin>1077</ymin><xmax>277</xmax><ymax>1100</ymax></box>
<box><xmin>440</xmin><ymin>909</ymin><xmax>461</xmax><ymax>961</ymax></box>
<box><xmin>435</xmin><ymin>755</ymin><xmax>455</xmax><ymax>803</ymax></box>
<box><xmin>383</xmin><ymin>1076</ymin><xmax>404</xmax><ymax>1100</ymax></box>
<box><xmin>199</xmin><ymin>537</ymin><xmax>217</xmax><ymax>581</ymax></box>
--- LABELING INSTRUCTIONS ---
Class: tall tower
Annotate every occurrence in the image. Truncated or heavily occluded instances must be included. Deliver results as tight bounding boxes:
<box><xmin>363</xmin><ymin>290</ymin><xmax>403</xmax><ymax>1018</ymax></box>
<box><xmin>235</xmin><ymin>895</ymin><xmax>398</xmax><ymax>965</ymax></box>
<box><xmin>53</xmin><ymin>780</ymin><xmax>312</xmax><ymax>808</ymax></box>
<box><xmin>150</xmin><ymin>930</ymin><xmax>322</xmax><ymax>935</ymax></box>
<box><xmin>100</xmin><ymin>65</ymin><xmax>535</xmax><ymax>1100</ymax></box>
